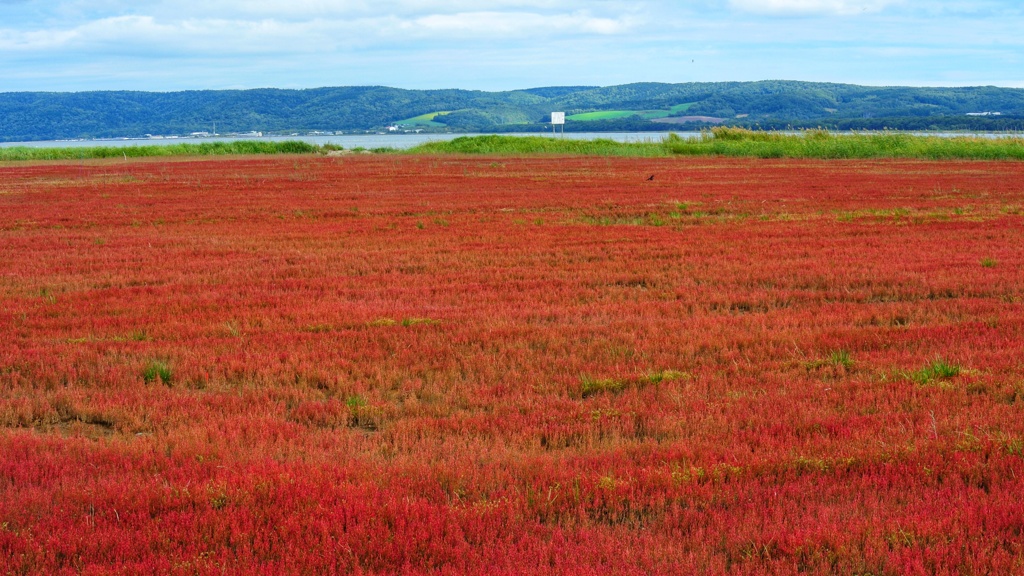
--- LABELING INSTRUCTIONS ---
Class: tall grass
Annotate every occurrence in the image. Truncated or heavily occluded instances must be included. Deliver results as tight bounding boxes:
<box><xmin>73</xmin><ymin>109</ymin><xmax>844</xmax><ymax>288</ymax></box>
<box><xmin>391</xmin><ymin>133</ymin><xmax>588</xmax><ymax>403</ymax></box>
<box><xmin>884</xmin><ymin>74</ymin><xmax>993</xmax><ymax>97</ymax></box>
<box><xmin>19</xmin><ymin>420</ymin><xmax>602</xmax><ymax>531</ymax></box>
<box><xmin>0</xmin><ymin>140</ymin><xmax>322</xmax><ymax>161</ymax></box>
<box><xmin>408</xmin><ymin>135</ymin><xmax>666</xmax><ymax>157</ymax></box>
<box><xmin>5</xmin><ymin>129</ymin><xmax>1024</xmax><ymax>161</ymax></box>
<box><xmin>664</xmin><ymin>128</ymin><xmax>1024</xmax><ymax>160</ymax></box>
<box><xmin>408</xmin><ymin>128</ymin><xmax>1024</xmax><ymax>160</ymax></box>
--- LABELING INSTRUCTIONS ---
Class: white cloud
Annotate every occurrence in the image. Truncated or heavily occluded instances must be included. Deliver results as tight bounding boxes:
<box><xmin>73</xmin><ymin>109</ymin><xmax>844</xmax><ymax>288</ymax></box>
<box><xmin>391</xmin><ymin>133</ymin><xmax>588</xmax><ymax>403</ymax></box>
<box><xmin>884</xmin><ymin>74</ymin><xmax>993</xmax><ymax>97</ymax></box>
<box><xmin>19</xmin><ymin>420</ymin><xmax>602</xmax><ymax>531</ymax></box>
<box><xmin>2</xmin><ymin>0</ymin><xmax>1023</xmax><ymax>91</ymax></box>
<box><xmin>0</xmin><ymin>6</ymin><xmax>637</xmax><ymax>55</ymax></box>
<box><xmin>728</xmin><ymin>0</ymin><xmax>900</xmax><ymax>15</ymax></box>
<box><xmin>47</xmin><ymin>0</ymin><xmax>602</xmax><ymax>21</ymax></box>
<box><xmin>405</xmin><ymin>11</ymin><xmax>632</xmax><ymax>36</ymax></box>
<box><xmin>223</xmin><ymin>0</ymin><xmax>575</xmax><ymax>17</ymax></box>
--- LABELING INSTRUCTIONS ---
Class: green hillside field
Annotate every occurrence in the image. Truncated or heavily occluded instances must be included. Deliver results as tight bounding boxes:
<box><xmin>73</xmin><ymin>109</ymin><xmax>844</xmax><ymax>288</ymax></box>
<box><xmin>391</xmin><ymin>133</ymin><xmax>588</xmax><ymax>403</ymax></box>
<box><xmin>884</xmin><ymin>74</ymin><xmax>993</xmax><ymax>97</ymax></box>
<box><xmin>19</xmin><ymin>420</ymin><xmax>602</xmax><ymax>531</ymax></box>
<box><xmin>395</xmin><ymin>111</ymin><xmax>452</xmax><ymax>127</ymax></box>
<box><xmin>567</xmin><ymin>103</ymin><xmax>694</xmax><ymax>122</ymax></box>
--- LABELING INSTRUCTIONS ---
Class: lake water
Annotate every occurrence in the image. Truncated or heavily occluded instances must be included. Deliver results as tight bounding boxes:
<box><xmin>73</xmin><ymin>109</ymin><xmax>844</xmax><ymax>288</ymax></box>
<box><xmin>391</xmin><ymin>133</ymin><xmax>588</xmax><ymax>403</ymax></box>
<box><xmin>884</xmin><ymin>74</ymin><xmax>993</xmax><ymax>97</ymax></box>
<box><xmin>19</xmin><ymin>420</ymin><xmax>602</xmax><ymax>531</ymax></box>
<box><xmin>0</xmin><ymin>132</ymin><xmax>690</xmax><ymax>150</ymax></box>
<box><xmin>1</xmin><ymin>130</ymin><xmax>1019</xmax><ymax>150</ymax></box>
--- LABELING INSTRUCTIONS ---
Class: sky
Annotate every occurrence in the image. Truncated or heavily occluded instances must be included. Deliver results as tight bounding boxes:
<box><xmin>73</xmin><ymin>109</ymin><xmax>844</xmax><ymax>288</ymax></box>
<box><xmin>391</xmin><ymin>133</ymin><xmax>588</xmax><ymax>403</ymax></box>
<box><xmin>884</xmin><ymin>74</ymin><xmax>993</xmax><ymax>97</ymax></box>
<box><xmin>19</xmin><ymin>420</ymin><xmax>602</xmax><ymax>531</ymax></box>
<box><xmin>1</xmin><ymin>0</ymin><xmax>1022</xmax><ymax>93</ymax></box>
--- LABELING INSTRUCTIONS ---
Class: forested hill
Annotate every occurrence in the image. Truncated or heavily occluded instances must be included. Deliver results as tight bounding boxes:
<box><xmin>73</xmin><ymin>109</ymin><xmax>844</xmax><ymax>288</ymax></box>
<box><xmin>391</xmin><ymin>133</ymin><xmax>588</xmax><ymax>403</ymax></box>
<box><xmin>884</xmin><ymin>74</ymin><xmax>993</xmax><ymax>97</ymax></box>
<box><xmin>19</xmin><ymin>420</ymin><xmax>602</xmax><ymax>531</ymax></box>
<box><xmin>3</xmin><ymin>81</ymin><xmax>1024</xmax><ymax>142</ymax></box>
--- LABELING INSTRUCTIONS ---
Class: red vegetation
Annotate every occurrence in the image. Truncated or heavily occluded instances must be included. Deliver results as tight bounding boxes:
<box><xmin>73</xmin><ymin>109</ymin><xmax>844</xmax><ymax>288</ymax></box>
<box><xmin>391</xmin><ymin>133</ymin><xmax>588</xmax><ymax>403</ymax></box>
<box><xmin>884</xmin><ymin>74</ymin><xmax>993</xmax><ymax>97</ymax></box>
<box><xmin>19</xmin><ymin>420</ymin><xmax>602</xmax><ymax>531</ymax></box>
<box><xmin>1</xmin><ymin>155</ymin><xmax>1023</xmax><ymax>574</ymax></box>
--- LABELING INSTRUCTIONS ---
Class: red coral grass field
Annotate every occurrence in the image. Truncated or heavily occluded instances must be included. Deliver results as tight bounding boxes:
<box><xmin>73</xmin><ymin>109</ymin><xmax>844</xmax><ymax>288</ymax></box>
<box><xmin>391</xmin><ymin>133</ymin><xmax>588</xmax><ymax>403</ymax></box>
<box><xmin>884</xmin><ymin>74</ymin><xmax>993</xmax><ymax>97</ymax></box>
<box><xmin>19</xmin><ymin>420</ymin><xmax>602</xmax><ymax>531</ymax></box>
<box><xmin>1</xmin><ymin>154</ymin><xmax>1023</xmax><ymax>574</ymax></box>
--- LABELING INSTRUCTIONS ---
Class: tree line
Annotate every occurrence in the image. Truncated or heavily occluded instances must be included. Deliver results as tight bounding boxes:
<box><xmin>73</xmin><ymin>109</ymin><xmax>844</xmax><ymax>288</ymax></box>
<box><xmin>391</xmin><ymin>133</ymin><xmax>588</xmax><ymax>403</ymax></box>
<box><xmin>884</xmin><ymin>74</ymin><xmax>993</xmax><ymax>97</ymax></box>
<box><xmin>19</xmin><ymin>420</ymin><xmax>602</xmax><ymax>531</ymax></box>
<box><xmin>2</xmin><ymin>81</ymin><xmax>1023</xmax><ymax>142</ymax></box>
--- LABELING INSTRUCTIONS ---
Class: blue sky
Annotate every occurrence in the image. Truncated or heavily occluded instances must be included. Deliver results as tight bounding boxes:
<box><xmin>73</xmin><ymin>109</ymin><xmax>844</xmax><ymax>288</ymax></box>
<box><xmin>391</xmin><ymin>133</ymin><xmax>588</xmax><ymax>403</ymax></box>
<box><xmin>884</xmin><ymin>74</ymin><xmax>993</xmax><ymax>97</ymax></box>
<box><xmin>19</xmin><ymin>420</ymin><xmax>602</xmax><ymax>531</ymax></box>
<box><xmin>1</xmin><ymin>0</ymin><xmax>1022</xmax><ymax>92</ymax></box>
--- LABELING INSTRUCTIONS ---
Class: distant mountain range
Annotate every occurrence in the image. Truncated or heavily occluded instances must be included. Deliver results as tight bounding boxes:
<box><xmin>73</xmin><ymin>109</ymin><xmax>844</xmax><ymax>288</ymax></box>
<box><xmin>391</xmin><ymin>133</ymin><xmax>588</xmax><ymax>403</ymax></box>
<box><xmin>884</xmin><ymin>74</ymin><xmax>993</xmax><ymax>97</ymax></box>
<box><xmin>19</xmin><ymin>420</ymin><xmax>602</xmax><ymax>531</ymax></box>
<box><xmin>3</xmin><ymin>81</ymin><xmax>1024</xmax><ymax>142</ymax></box>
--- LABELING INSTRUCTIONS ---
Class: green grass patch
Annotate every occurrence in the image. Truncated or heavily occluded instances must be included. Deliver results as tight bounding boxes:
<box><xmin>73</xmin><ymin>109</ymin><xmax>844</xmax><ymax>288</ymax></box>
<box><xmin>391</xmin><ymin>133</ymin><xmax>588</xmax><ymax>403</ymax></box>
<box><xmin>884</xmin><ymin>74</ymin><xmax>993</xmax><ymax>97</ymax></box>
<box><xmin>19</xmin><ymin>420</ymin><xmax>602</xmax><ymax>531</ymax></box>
<box><xmin>639</xmin><ymin>104</ymin><xmax>695</xmax><ymax>120</ymax></box>
<box><xmin>396</xmin><ymin>111</ymin><xmax>451</xmax><ymax>127</ymax></box>
<box><xmin>0</xmin><ymin>140</ymin><xmax>323</xmax><ymax>162</ymax></box>
<box><xmin>409</xmin><ymin>129</ymin><xmax>1024</xmax><ymax>160</ymax></box>
<box><xmin>664</xmin><ymin>128</ymin><xmax>1024</xmax><ymax>160</ymax></box>
<box><xmin>409</xmin><ymin>135</ymin><xmax>666</xmax><ymax>156</ymax></box>
<box><xmin>401</xmin><ymin>317</ymin><xmax>439</xmax><ymax>327</ymax></box>
<box><xmin>828</xmin><ymin>350</ymin><xmax>854</xmax><ymax>370</ymax></box>
<box><xmin>367</xmin><ymin>318</ymin><xmax>398</xmax><ymax>327</ymax></box>
<box><xmin>568</xmin><ymin>103</ymin><xmax>693</xmax><ymax>122</ymax></box>
<box><xmin>567</xmin><ymin>110</ymin><xmax>639</xmax><ymax>121</ymax></box>
<box><xmin>645</xmin><ymin>369</ymin><xmax>690</xmax><ymax>384</ymax></box>
<box><xmin>580</xmin><ymin>376</ymin><xmax>627</xmax><ymax>398</ymax></box>
<box><xmin>909</xmin><ymin>358</ymin><xmax>962</xmax><ymax>385</ymax></box>
<box><xmin>142</xmin><ymin>360</ymin><xmax>173</xmax><ymax>385</ymax></box>
<box><xmin>581</xmin><ymin>368</ymin><xmax>684</xmax><ymax>397</ymax></box>
<box><xmin>805</xmin><ymin>350</ymin><xmax>856</xmax><ymax>374</ymax></box>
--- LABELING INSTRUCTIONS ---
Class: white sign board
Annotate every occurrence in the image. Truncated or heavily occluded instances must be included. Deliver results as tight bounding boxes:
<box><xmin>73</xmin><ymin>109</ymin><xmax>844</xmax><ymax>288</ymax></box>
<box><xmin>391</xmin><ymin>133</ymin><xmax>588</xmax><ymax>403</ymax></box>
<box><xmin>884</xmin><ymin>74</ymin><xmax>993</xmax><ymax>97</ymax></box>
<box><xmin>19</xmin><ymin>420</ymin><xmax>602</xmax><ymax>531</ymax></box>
<box><xmin>551</xmin><ymin>112</ymin><xmax>565</xmax><ymax>125</ymax></box>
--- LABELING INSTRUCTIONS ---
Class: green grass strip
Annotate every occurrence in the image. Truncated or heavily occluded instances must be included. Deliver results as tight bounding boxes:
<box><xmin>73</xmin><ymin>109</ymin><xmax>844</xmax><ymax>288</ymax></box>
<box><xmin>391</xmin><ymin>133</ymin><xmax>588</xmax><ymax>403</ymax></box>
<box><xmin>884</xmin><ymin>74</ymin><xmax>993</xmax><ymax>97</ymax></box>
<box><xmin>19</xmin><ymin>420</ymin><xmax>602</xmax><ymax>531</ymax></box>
<box><xmin>5</xmin><ymin>129</ymin><xmax>1024</xmax><ymax>161</ymax></box>
<box><xmin>0</xmin><ymin>140</ymin><xmax>323</xmax><ymax>162</ymax></box>
<box><xmin>666</xmin><ymin>128</ymin><xmax>1024</xmax><ymax>160</ymax></box>
<box><xmin>408</xmin><ymin>128</ymin><xmax>1024</xmax><ymax>160</ymax></box>
<box><xmin>408</xmin><ymin>135</ymin><xmax>667</xmax><ymax>157</ymax></box>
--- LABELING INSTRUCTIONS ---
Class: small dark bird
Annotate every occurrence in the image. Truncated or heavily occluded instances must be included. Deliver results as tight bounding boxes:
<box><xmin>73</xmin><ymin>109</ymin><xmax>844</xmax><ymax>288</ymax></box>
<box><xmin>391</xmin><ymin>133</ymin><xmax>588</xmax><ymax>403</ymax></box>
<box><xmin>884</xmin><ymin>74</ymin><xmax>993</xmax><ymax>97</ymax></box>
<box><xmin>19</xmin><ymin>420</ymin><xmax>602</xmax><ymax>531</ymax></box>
<box><xmin>646</xmin><ymin>174</ymin><xmax>655</xmax><ymax>181</ymax></box>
